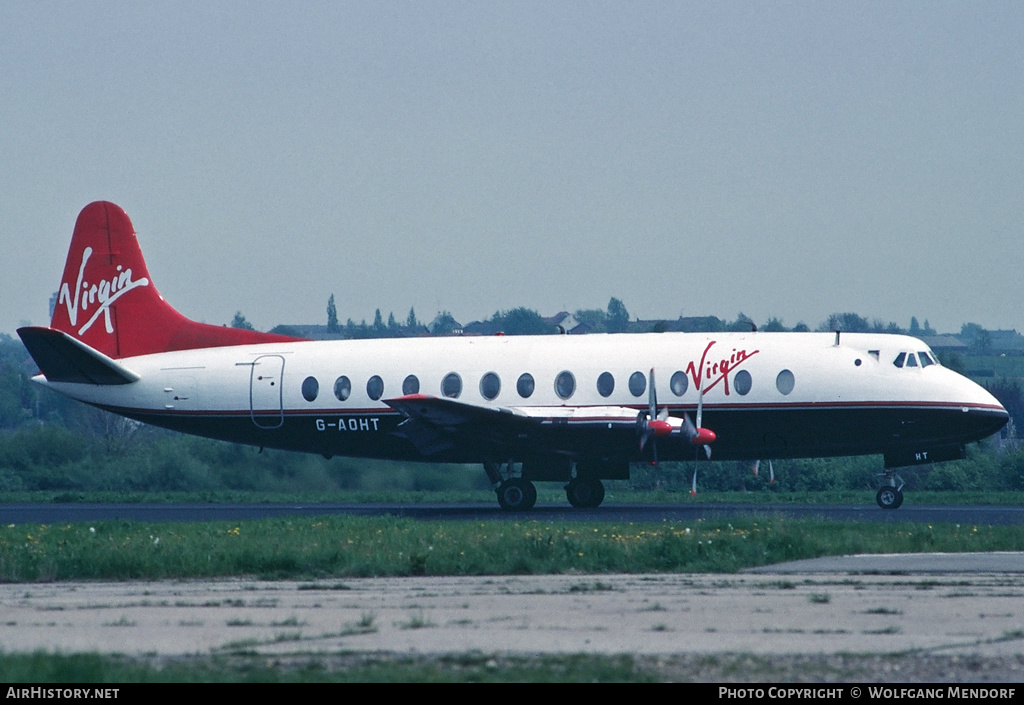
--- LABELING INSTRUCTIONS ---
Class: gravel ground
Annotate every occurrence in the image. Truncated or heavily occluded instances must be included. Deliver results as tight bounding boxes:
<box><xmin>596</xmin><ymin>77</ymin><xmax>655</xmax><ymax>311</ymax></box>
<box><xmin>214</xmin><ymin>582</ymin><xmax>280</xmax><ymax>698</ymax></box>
<box><xmin>3</xmin><ymin>554</ymin><xmax>1024</xmax><ymax>681</ymax></box>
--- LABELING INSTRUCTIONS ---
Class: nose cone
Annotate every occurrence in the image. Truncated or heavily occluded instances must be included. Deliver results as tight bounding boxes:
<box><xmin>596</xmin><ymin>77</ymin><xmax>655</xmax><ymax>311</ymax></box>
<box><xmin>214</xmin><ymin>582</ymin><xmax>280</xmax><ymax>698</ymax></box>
<box><xmin>966</xmin><ymin>404</ymin><xmax>1010</xmax><ymax>443</ymax></box>
<box><xmin>950</xmin><ymin>371</ymin><xmax>1010</xmax><ymax>443</ymax></box>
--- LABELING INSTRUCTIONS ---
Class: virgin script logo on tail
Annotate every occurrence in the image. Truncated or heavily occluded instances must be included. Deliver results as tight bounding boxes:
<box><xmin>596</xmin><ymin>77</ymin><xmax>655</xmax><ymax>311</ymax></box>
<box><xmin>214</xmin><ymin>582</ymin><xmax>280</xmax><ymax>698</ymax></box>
<box><xmin>58</xmin><ymin>247</ymin><xmax>150</xmax><ymax>335</ymax></box>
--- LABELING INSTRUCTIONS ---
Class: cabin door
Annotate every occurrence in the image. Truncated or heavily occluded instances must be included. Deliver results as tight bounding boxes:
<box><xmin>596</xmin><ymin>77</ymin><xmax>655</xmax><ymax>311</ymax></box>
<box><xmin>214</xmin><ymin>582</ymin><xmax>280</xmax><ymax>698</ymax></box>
<box><xmin>250</xmin><ymin>355</ymin><xmax>285</xmax><ymax>429</ymax></box>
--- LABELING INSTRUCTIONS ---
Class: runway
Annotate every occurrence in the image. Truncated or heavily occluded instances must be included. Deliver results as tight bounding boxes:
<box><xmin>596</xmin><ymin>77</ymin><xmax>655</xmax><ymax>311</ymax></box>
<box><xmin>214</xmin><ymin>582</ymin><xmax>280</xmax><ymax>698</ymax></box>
<box><xmin>3</xmin><ymin>501</ymin><xmax>1023</xmax><ymax>525</ymax></box>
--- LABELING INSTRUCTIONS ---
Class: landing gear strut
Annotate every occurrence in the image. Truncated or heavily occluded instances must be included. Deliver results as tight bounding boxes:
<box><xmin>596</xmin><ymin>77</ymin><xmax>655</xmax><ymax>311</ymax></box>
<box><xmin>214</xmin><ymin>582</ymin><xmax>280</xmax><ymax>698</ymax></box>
<box><xmin>485</xmin><ymin>462</ymin><xmax>538</xmax><ymax>511</ymax></box>
<box><xmin>496</xmin><ymin>477</ymin><xmax>537</xmax><ymax>511</ymax></box>
<box><xmin>876</xmin><ymin>470</ymin><xmax>905</xmax><ymax>510</ymax></box>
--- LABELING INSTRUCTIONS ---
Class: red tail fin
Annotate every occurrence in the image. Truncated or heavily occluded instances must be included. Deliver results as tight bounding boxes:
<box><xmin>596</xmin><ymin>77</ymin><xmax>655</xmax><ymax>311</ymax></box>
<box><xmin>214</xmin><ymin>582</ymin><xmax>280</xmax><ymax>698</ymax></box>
<box><xmin>50</xmin><ymin>202</ymin><xmax>302</xmax><ymax>359</ymax></box>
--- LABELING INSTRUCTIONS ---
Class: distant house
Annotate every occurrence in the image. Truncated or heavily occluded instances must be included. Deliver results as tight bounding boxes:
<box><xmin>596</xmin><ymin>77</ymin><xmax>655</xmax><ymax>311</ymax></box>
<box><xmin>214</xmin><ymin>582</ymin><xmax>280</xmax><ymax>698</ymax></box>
<box><xmin>272</xmin><ymin>323</ymin><xmax>430</xmax><ymax>340</ymax></box>
<box><xmin>543</xmin><ymin>312</ymin><xmax>589</xmax><ymax>335</ymax></box>
<box><xmin>271</xmin><ymin>324</ymin><xmax>341</xmax><ymax>340</ymax></box>
<box><xmin>630</xmin><ymin>316</ymin><xmax>726</xmax><ymax>333</ymax></box>
<box><xmin>462</xmin><ymin>319</ymin><xmax>500</xmax><ymax>336</ymax></box>
<box><xmin>988</xmin><ymin>330</ymin><xmax>1024</xmax><ymax>351</ymax></box>
<box><xmin>920</xmin><ymin>335</ymin><xmax>968</xmax><ymax>352</ymax></box>
<box><xmin>428</xmin><ymin>312</ymin><xmax>463</xmax><ymax>336</ymax></box>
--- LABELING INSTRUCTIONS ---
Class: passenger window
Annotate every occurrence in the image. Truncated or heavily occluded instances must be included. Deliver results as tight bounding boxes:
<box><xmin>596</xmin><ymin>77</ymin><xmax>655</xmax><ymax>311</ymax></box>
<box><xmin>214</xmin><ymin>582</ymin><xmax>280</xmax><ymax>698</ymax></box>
<box><xmin>442</xmin><ymin>372</ymin><xmax>462</xmax><ymax>399</ymax></box>
<box><xmin>555</xmin><ymin>371</ymin><xmax>575</xmax><ymax>400</ymax></box>
<box><xmin>670</xmin><ymin>371</ymin><xmax>688</xmax><ymax>396</ymax></box>
<box><xmin>334</xmin><ymin>376</ymin><xmax>351</xmax><ymax>402</ymax></box>
<box><xmin>402</xmin><ymin>375</ymin><xmax>420</xmax><ymax>395</ymax></box>
<box><xmin>734</xmin><ymin>369</ymin><xmax>752</xmax><ymax>395</ymax></box>
<box><xmin>776</xmin><ymin>369</ymin><xmax>794</xmax><ymax>395</ymax></box>
<box><xmin>893</xmin><ymin>352</ymin><xmax>906</xmax><ymax>368</ymax></box>
<box><xmin>366</xmin><ymin>375</ymin><xmax>384</xmax><ymax>400</ymax></box>
<box><xmin>628</xmin><ymin>371</ymin><xmax>646</xmax><ymax>397</ymax></box>
<box><xmin>480</xmin><ymin>372</ymin><xmax>500</xmax><ymax>400</ymax></box>
<box><xmin>597</xmin><ymin>372</ymin><xmax>615</xmax><ymax>397</ymax></box>
<box><xmin>301</xmin><ymin>376</ymin><xmax>319</xmax><ymax>402</ymax></box>
<box><xmin>517</xmin><ymin>373</ymin><xmax>535</xmax><ymax>398</ymax></box>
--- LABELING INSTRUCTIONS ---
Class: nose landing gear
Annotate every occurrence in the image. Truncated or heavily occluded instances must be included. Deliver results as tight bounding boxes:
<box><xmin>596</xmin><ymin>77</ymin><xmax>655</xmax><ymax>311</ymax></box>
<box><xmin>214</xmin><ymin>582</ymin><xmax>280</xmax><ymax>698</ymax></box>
<box><xmin>876</xmin><ymin>470</ymin><xmax>906</xmax><ymax>510</ymax></box>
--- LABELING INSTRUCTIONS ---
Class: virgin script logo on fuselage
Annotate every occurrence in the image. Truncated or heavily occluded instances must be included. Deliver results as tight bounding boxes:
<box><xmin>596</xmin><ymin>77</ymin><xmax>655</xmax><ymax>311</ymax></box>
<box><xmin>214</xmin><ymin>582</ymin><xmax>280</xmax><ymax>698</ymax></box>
<box><xmin>58</xmin><ymin>246</ymin><xmax>150</xmax><ymax>336</ymax></box>
<box><xmin>685</xmin><ymin>340</ymin><xmax>759</xmax><ymax>396</ymax></box>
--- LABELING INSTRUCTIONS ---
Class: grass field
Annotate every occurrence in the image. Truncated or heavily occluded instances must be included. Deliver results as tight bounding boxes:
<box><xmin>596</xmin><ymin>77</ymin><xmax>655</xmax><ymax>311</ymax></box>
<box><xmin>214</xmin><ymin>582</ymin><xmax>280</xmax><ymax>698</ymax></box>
<box><xmin>0</xmin><ymin>652</ymin><xmax>657</xmax><ymax>683</ymax></box>
<box><xmin>963</xmin><ymin>353</ymin><xmax>1024</xmax><ymax>380</ymax></box>
<box><xmin>2</xmin><ymin>513</ymin><xmax>1022</xmax><ymax>582</ymax></box>
<box><xmin>6</xmin><ymin>651</ymin><xmax>1021</xmax><ymax>683</ymax></box>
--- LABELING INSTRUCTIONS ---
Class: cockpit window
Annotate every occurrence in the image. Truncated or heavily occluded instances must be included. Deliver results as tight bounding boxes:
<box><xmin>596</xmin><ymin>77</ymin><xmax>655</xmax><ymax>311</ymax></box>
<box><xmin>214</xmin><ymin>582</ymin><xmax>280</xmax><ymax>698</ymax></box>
<box><xmin>895</xmin><ymin>351</ymin><xmax>934</xmax><ymax>369</ymax></box>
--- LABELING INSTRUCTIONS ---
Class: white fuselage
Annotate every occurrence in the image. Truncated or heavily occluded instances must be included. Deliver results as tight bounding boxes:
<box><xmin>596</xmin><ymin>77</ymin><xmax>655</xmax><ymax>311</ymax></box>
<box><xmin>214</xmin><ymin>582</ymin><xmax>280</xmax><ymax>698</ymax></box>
<box><xmin>38</xmin><ymin>331</ymin><xmax>1007</xmax><ymax>466</ymax></box>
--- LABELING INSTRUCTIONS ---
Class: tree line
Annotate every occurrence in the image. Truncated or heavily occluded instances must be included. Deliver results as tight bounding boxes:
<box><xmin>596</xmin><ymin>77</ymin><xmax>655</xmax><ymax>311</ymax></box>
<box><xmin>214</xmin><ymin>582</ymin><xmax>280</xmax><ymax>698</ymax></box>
<box><xmin>227</xmin><ymin>296</ymin><xmax>1014</xmax><ymax>350</ymax></box>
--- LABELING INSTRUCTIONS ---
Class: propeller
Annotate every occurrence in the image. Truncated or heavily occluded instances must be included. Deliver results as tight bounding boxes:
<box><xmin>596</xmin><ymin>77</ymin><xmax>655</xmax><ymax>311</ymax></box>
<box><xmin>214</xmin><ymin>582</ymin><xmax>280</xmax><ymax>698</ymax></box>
<box><xmin>752</xmin><ymin>459</ymin><xmax>775</xmax><ymax>484</ymax></box>
<box><xmin>637</xmin><ymin>369</ymin><xmax>674</xmax><ymax>464</ymax></box>
<box><xmin>687</xmin><ymin>368</ymin><xmax>715</xmax><ymax>496</ymax></box>
<box><xmin>636</xmin><ymin>368</ymin><xmax>715</xmax><ymax>478</ymax></box>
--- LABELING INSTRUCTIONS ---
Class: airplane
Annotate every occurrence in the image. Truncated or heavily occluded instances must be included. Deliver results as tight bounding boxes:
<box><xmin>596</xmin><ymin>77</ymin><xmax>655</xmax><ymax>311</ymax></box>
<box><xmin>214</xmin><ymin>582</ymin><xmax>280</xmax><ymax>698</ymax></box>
<box><xmin>17</xmin><ymin>202</ymin><xmax>1009</xmax><ymax>511</ymax></box>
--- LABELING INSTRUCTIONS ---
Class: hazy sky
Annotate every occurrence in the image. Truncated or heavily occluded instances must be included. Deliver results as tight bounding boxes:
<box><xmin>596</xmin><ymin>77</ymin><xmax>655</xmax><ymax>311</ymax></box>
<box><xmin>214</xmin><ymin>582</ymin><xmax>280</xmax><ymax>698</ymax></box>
<box><xmin>2</xmin><ymin>1</ymin><xmax>1022</xmax><ymax>336</ymax></box>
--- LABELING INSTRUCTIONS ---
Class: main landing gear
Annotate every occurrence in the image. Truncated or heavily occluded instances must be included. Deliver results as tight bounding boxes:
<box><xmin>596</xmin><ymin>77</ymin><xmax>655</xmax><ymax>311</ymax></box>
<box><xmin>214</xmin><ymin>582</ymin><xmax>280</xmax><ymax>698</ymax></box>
<box><xmin>876</xmin><ymin>470</ymin><xmax>906</xmax><ymax>510</ymax></box>
<box><xmin>496</xmin><ymin>477</ymin><xmax>537</xmax><ymax>511</ymax></box>
<box><xmin>486</xmin><ymin>462</ymin><xmax>538</xmax><ymax>511</ymax></box>
<box><xmin>484</xmin><ymin>462</ymin><xmax>608</xmax><ymax>511</ymax></box>
<box><xmin>565</xmin><ymin>477</ymin><xmax>605</xmax><ymax>509</ymax></box>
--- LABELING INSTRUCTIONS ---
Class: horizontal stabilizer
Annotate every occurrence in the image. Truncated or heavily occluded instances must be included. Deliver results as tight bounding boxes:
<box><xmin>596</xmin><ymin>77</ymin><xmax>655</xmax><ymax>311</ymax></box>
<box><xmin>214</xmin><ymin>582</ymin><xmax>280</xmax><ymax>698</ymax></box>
<box><xmin>17</xmin><ymin>326</ymin><xmax>140</xmax><ymax>385</ymax></box>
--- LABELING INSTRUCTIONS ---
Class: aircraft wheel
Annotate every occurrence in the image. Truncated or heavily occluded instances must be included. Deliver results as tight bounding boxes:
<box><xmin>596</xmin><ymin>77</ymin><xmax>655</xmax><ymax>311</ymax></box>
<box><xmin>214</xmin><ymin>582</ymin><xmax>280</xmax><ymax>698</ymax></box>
<box><xmin>566</xmin><ymin>478</ymin><xmax>605</xmax><ymax>509</ymax></box>
<box><xmin>496</xmin><ymin>478</ymin><xmax>536</xmax><ymax>511</ymax></box>
<box><xmin>876</xmin><ymin>486</ymin><xmax>903</xmax><ymax>510</ymax></box>
<box><xmin>523</xmin><ymin>479</ymin><xmax>537</xmax><ymax>508</ymax></box>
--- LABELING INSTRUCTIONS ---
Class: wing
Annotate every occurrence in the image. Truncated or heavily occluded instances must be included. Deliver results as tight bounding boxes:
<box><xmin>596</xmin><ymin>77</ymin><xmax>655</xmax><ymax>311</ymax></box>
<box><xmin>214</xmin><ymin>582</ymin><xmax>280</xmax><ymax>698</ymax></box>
<box><xmin>384</xmin><ymin>394</ymin><xmax>538</xmax><ymax>456</ymax></box>
<box><xmin>384</xmin><ymin>394</ymin><xmax>677</xmax><ymax>460</ymax></box>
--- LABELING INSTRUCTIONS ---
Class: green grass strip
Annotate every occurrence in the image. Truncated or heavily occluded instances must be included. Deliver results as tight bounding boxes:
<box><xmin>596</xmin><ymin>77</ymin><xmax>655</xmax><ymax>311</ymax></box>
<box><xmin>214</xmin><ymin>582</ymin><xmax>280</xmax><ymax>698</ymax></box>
<box><xmin>0</xmin><ymin>652</ymin><xmax>653</xmax><ymax>683</ymax></box>
<box><xmin>2</xmin><ymin>515</ymin><xmax>1019</xmax><ymax>582</ymax></box>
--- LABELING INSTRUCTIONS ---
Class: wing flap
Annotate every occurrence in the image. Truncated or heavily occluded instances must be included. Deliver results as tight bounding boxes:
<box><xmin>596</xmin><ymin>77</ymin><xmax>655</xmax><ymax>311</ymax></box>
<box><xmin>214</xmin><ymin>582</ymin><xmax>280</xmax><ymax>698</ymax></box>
<box><xmin>384</xmin><ymin>394</ymin><xmax>537</xmax><ymax>456</ymax></box>
<box><xmin>386</xmin><ymin>394</ymin><xmax>528</xmax><ymax>427</ymax></box>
